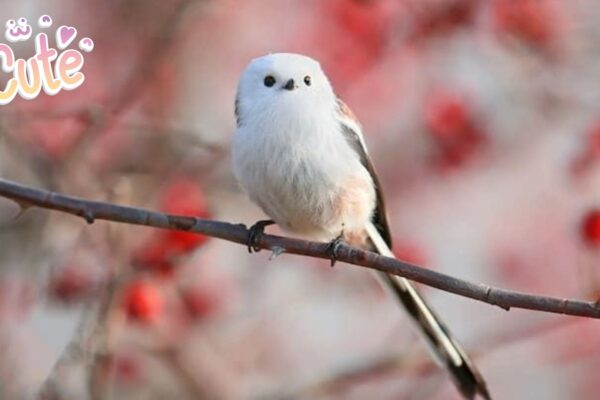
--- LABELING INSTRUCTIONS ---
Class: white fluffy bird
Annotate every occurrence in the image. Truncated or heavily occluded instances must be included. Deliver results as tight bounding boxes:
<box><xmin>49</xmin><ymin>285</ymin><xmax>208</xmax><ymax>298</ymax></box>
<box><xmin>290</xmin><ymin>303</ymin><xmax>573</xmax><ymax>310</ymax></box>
<box><xmin>232</xmin><ymin>53</ymin><xmax>489</xmax><ymax>399</ymax></box>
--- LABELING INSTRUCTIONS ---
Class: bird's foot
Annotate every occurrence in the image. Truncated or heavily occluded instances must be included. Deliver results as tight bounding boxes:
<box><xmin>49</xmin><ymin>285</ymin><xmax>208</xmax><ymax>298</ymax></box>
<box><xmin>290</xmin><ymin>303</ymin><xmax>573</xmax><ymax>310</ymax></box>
<box><xmin>246</xmin><ymin>220</ymin><xmax>275</xmax><ymax>253</ymax></box>
<box><xmin>326</xmin><ymin>234</ymin><xmax>345</xmax><ymax>267</ymax></box>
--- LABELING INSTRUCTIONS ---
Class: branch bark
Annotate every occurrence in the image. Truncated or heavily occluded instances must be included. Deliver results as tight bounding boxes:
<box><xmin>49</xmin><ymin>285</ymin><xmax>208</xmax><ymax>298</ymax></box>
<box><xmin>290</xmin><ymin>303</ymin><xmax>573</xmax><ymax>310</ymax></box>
<box><xmin>1</xmin><ymin>177</ymin><xmax>599</xmax><ymax>319</ymax></box>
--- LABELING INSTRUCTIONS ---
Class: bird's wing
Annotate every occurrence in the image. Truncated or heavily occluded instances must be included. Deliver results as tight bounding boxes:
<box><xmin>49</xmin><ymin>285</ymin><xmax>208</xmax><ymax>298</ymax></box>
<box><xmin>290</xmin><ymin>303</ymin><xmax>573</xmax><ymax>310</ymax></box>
<box><xmin>335</xmin><ymin>98</ymin><xmax>490</xmax><ymax>400</ymax></box>
<box><xmin>234</xmin><ymin>95</ymin><xmax>243</xmax><ymax>127</ymax></box>
<box><xmin>335</xmin><ymin>98</ymin><xmax>392</xmax><ymax>248</ymax></box>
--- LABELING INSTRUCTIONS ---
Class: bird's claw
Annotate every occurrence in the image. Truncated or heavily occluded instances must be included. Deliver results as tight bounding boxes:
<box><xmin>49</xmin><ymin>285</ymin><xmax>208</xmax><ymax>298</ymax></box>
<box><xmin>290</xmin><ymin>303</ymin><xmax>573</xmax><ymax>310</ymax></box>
<box><xmin>246</xmin><ymin>220</ymin><xmax>275</xmax><ymax>253</ymax></box>
<box><xmin>326</xmin><ymin>235</ymin><xmax>345</xmax><ymax>267</ymax></box>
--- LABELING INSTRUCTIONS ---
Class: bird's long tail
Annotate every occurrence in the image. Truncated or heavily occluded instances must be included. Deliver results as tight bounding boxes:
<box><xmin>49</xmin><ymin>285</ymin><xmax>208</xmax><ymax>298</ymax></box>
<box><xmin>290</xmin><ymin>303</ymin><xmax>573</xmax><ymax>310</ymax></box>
<box><xmin>365</xmin><ymin>222</ymin><xmax>490</xmax><ymax>400</ymax></box>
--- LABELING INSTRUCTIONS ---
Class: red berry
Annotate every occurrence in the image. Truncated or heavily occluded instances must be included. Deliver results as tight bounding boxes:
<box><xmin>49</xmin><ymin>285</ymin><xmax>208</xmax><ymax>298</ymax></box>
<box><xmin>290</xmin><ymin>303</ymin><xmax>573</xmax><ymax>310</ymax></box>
<box><xmin>132</xmin><ymin>238</ymin><xmax>170</xmax><ymax>267</ymax></box>
<box><xmin>314</xmin><ymin>0</ymin><xmax>398</xmax><ymax>86</ymax></box>
<box><xmin>160</xmin><ymin>178</ymin><xmax>210</xmax><ymax>252</ymax></box>
<box><xmin>131</xmin><ymin>179</ymin><xmax>211</xmax><ymax>277</ymax></box>
<box><xmin>334</xmin><ymin>0</ymin><xmax>390</xmax><ymax>49</ymax></box>
<box><xmin>160</xmin><ymin>178</ymin><xmax>208</xmax><ymax>216</ymax></box>
<box><xmin>132</xmin><ymin>238</ymin><xmax>178</xmax><ymax>278</ymax></box>
<box><xmin>424</xmin><ymin>90</ymin><xmax>485</xmax><ymax>169</ymax></box>
<box><xmin>581</xmin><ymin>209</ymin><xmax>600</xmax><ymax>248</ymax></box>
<box><xmin>492</xmin><ymin>0</ymin><xmax>559</xmax><ymax>50</ymax></box>
<box><xmin>181</xmin><ymin>288</ymin><xmax>216</xmax><ymax>320</ymax></box>
<box><xmin>164</xmin><ymin>229</ymin><xmax>209</xmax><ymax>254</ymax></box>
<box><xmin>425</xmin><ymin>92</ymin><xmax>471</xmax><ymax>140</ymax></box>
<box><xmin>122</xmin><ymin>280</ymin><xmax>163</xmax><ymax>323</ymax></box>
<box><xmin>49</xmin><ymin>266</ymin><xmax>95</xmax><ymax>303</ymax></box>
<box><xmin>411</xmin><ymin>0</ymin><xmax>477</xmax><ymax>41</ymax></box>
<box><xmin>100</xmin><ymin>353</ymin><xmax>141</xmax><ymax>383</ymax></box>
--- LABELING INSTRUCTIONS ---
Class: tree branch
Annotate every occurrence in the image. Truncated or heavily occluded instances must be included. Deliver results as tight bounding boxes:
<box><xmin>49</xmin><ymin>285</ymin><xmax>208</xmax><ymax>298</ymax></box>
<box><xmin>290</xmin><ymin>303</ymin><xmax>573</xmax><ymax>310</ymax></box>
<box><xmin>0</xmin><ymin>177</ymin><xmax>599</xmax><ymax>319</ymax></box>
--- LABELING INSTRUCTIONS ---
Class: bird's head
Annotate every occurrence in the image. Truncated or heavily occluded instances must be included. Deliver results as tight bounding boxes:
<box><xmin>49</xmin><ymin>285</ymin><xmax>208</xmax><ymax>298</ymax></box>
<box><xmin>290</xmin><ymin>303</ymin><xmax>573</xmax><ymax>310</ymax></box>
<box><xmin>235</xmin><ymin>53</ymin><xmax>336</xmax><ymax>125</ymax></box>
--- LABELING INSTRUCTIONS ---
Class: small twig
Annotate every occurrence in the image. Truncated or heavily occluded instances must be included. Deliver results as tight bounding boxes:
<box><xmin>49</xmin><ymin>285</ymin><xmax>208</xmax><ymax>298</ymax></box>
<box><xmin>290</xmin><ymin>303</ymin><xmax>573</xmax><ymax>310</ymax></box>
<box><xmin>1</xmin><ymin>177</ymin><xmax>599</xmax><ymax>319</ymax></box>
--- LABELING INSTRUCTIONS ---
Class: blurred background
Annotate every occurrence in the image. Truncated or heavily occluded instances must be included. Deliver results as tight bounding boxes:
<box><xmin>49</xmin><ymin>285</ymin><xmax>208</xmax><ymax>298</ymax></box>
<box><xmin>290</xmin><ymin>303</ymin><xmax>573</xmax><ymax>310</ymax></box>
<box><xmin>0</xmin><ymin>0</ymin><xmax>600</xmax><ymax>399</ymax></box>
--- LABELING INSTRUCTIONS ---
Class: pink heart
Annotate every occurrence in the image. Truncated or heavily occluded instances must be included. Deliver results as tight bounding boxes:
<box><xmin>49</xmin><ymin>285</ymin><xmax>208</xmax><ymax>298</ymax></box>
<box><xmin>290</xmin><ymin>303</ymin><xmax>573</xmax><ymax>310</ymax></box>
<box><xmin>56</xmin><ymin>25</ymin><xmax>77</xmax><ymax>49</ymax></box>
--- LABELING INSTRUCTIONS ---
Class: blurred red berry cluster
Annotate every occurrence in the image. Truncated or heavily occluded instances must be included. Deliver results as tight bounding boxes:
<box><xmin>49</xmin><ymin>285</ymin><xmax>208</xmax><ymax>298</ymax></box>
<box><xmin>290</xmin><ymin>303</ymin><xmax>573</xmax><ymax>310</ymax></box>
<box><xmin>424</xmin><ymin>90</ymin><xmax>486</xmax><ymax>169</ymax></box>
<box><xmin>410</xmin><ymin>0</ymin><xmax>477</xmax><ymax>41</ymax></box>
<box><xmin>310</xmin><ymin>0</ymin><xmax>399</xmax><ymax>87</ymax></box>
<box><xmin>45</xmin><ymin>177</ymin><xmax>218</xmax><ymax>328</ymax></box>
<box><xmin>133</xmin><ymin>178</ymin><xmax>210</xmax><ymax>277</ymax></box>
<box><xmin>491</xmin><ymin>0</ymin><xmax>562</xmax><ymax>52</ymax></box>
<box><xmin>125</xmin><ymin>177</ymin><xmax>217</xmax><ymax>325</ymax></box>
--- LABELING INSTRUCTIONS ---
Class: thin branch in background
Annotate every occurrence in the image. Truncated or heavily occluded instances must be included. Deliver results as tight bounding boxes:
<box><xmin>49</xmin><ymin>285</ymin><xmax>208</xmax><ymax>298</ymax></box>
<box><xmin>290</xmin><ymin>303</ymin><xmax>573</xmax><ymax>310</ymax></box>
<box><xmin>1</xmin><ymin>178</ymin><xmax>599</xmax><ymax>319</ymax></box>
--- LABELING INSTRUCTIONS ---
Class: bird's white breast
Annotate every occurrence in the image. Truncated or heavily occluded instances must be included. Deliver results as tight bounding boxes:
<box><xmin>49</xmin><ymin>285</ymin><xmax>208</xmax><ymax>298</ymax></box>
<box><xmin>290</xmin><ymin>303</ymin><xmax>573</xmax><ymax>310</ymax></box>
<box><xmin>232</xmin><ymin>103</ymin><xmax>375</xmax><ymax>241</ymax></box>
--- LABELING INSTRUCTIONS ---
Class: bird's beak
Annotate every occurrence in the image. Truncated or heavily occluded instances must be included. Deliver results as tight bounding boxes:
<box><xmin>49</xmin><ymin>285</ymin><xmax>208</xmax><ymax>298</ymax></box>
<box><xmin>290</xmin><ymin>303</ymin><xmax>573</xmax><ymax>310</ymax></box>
<box><xmin>282</xmin><ymin>79</ymin><xmax>296</xmax><ymax>91</ymax></box>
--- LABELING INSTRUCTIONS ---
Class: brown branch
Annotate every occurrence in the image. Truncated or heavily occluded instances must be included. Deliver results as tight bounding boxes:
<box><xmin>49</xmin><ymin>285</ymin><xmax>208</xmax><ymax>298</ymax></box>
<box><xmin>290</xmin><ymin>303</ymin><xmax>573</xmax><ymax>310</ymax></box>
<box><xmin>1</xmin><ymin>177</ymin><xmax>599</xmax><ymax>319</ymax></box>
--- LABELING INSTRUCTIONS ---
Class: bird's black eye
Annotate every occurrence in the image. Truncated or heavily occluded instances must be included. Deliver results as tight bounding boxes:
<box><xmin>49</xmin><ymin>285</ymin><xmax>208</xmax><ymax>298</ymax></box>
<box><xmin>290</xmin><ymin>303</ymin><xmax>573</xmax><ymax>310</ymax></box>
<box><xmin>264</xmin><ymin>75</ymin><xmax>276</xmax><ymax>87</ymax></box>
<box><xmin>304</xmin><ymin>75</ymin><xmax>311</xmax><ymax>86</ymax></box>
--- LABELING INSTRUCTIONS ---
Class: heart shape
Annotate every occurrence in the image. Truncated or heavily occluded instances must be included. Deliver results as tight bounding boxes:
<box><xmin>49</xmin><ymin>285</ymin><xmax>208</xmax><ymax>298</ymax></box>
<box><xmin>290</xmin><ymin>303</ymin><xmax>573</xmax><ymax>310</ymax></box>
<box><xmin>56</xmin><ymin>25</ymin><xmax>77</xmax><ymax>49</ymax></box>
